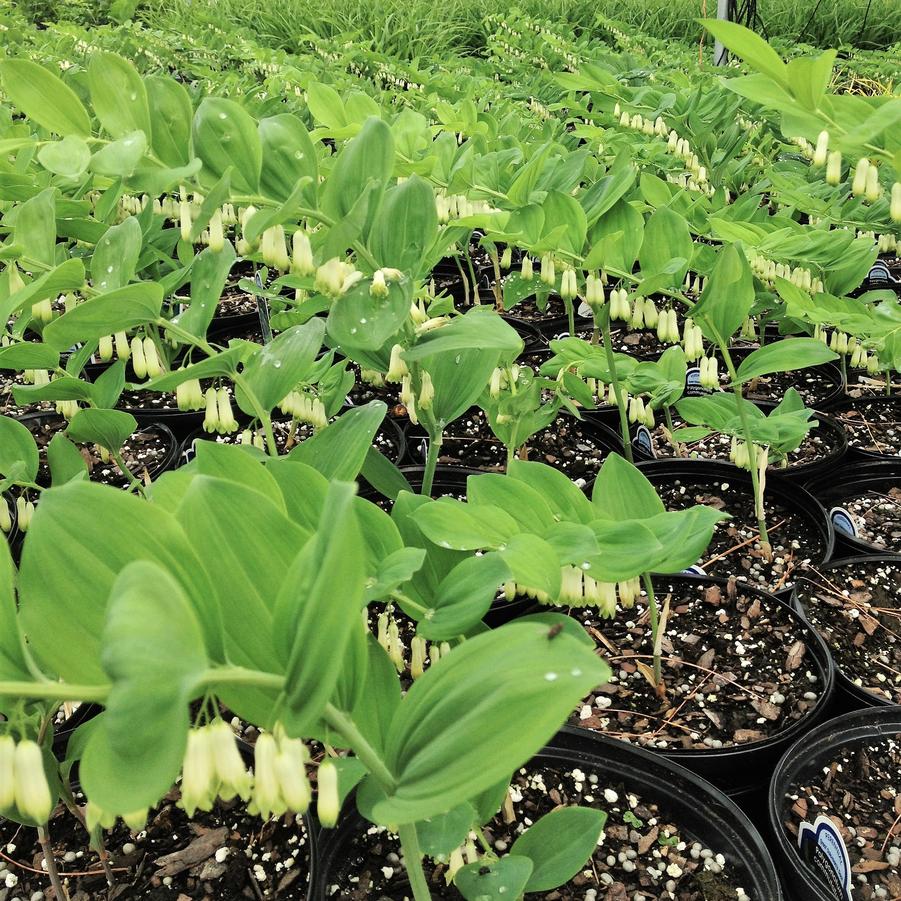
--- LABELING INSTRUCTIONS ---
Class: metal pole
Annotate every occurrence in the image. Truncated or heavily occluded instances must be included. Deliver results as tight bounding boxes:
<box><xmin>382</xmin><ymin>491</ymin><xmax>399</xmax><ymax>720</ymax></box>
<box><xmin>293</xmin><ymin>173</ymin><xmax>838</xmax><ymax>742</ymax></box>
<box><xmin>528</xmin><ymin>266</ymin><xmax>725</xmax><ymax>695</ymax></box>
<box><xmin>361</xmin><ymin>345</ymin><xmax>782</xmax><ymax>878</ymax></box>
<box><xmin>714</xmin><ymin>0</ymin><xmax>730</xmax><ymax>65</ymax></box>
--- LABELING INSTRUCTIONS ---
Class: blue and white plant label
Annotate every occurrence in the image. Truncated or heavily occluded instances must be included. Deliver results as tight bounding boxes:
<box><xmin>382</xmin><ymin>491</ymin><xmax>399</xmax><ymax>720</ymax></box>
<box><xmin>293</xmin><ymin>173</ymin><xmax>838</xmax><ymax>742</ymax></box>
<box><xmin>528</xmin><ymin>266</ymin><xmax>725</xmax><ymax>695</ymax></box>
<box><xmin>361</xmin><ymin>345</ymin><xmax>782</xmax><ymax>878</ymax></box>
<box><xmin>798</xmin><ymin>815</ymin><xmax>853</xmax><ymax>901</ymax></box>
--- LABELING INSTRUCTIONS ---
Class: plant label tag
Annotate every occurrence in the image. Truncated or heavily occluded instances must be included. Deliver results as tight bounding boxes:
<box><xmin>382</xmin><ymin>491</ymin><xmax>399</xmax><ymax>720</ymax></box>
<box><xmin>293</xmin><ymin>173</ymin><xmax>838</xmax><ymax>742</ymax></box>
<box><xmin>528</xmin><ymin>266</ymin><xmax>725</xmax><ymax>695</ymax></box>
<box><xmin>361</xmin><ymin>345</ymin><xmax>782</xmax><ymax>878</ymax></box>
<box><xmin>866</xmin><ymin>261</ymin><xmax>898</xmax><ymax>287</ymax></box>
<box><xmin>633</xmin><ymin>425</ymin><xmax>656</xmax><ymax>457</ymax></box>
<box><xmin>577</xmin><ymin>301</ymin><xmax>594</xmax><ymax>318</ymax></box>
<box><xmin>684</xmin><ymin>366</ymin><xmax>710</xmax><ymax>397</ymax></box>
<box><xmin>829</xmin><ymin>506</ymin><xmax>858</xmax><ymax>538</ymax></box>
<box><xmin>681</xmin><ymin>564</ymin><xmax>707</xmax><ymax>576</ymax></box>
<box><xmin>255</xmin><ymin>273</ymin><xmax>273</xmax><ymax>343</ymax></box>
<box><xmin>797</xmin><ymin>815</ymin><xmax>852</xmax><ymax>901</ymax></box>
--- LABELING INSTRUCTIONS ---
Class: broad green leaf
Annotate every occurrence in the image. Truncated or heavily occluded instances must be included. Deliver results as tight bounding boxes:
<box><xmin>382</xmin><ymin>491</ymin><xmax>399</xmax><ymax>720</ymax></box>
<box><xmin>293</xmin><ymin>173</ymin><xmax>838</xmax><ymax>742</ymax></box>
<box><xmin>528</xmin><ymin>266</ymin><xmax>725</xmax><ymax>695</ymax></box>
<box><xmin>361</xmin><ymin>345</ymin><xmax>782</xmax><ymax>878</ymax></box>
<box><xmin>258</xmin><ymin>113</ymin><xmax>318</xmax><ymax>204</ymax></box>
<box><xmin>88</xmin><ymin>52</ymin><xmax>152</xmax><ymax>140</ymax></box>
<box><xmin>0</xmin><ymin>416</ymin><xmax>39</xmax><ymax>482</ymax></box>
<box><xmin>193</xmin><ymin>441</ymin><xmax>285</xmax><ymax>509</ymax></box>
<box><xmin>66</xmin><ymin>408</ymin><xmax>136</xmax><ymax>453</ymax></box>
<box><xmin>80</xmin><ymin>561</ymin><xmax>206</xmax><ymax>814</ymax></box>
<box><xmin>700</xmin><ymin>19</ymin><xmax>788</xmax><ymax>87</ymax></box>
<box><xmin>42</xmin><ymin>282</ymin><xmax>163</xmax><ymax>350</ymax></box>
<box><xmin>357</xmin><ymin>620</ymin><xmax>609</xmax><ymax>822</ymax></box>
<box><xmin>418</xmin><ymin>552</ymin><xmax>512</xmax><ymax>640</ymax></box>
<box><xmin>417</xmin><ymin>803</ymin><xmax>478</xmax><ymax>857</ymax></box>
<box><xmin>691</xmin><ymin>243</ymin><xmax>755</xmax><ymax>344</ymax></box>
<box><xmin>499</xmin><ymin>533</ymin><xmax>561</xmax><ymax>600</ymax></box>
<box><xmin>237</xmin><ymin>319</ymin><xmax>326</xmax><ymax>413</ymax></box>
<box><xmin>193</xmin><ymin>97</ymin><xmax>262</xmax><ymax>194</ymax></box>
<box><xmin>175</xmin><ymin>240</ymin><xmax>236</xmax><ymax>339</ymax></box>
<box><xmin>17</xmin><ymin>481</ymin><xmax>223</xmax><ymax>682</ymax></box>
<box><xmin>90</xmin><ymin>131</ymin><xmax>148</xmax><ymax>177</ymax></box>
<box><xmin>511</xmin><ymin>806</ymin><xmax>607</xmax><ymax>892</ymax></box>
<box><xmin>37</xmin><ymin>135</ymin><xmax>91</xmax><ymax>178</ymax></box>
<box><xmin>46</xmin><ymin>433</ymin><xmax>88</xmax><ymax>486</ymax></box>
<box><xmin>591</xmin><ymin>453</ymin><xmax>664</xmax><ymax>520</ymax></box>
<box><xmin>0</xmin><ymin>343</ymin><xmax>58</xmax><ymax>370</ymax></box>
<box><xmin>508</xmin><ymin>460</ymin><xmax>595</xmax><ymax>524</ymax></box>
<box><xmin>91</xmin><ymin>217</ymin><xmax>142</xmax><ymax>291</ymax></box>
<box><xmin>413</xmin><ymin>498</ymin><xmax>519</xmax><ymax>550</ymax></box>
<box><xmin>466</xmin><ymin>472</ymin><xmax>556</xmax><ymax>532</ymax></box>
<box><xmin>735</xmin><ymin>338</ymin><xmax>838</xmax><ymax>384</ymax></box>
<box><xmin>277</xmin><ymin>482</ymin><xmax>365</xmax><ymax>733</ymax></box>
<box><xmin>0</xmin><ymin>60</ymin><xmax>91</xmax><ymax>136</ymax></box>
<box><xmin>141</xmin><ymin>344</ymin><xmax>245</xmax><ymax>392</ymax></box>
<box><xmin>455</xmin><ymin>856</ymin><xmax>533</xmax><ymax>901</ymax></box>
<box><xmin>146</xmin><ymin>76</ymin><xmax>193</xmax><ymax>167</ymax></box>
<box><xmin>369</xmin><ymin>176</ymin><xmax>438</xmax><ymax>276</ymax></box>
<box><xmin>0</xmin><ymin>540</ymin><xmax>28</xmax><ymax>682</ymax></box>
<box><xmin>403</xmin><ymin>309</ymin><xmax>522</xmax><ymax>362</ymax></box>
<box><xmin>15</xmin><ymin>188</ymin><xmax>56</xmax><ymax>269</ymax></box>
<box><xmin>288</xmin><ymin>401</ymin><xmax>386</xmax><ymax>481</ymax></box>
<box><xmin>638</xmin><ymin>207</ymin><xmax>692</xmax><ymax>287</ymax></box>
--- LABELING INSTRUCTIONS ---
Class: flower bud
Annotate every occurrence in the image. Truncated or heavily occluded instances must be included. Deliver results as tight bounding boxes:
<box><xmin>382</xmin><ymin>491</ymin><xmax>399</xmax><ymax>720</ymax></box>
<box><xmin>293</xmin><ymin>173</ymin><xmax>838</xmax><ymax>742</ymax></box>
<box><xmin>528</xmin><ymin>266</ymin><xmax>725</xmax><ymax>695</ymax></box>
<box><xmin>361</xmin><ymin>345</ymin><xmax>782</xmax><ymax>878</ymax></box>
<box><xmin>812</xmin><ymin>130</ymin><xmax>829</xmax><ymax>167</ymax></box>
<box><xmin>203</xmin><ymin>387</ymin><xmax>219</xmax><ymax>433</ymax></box>
<box><xmin>274</xmin><ymin>738</ymin><xmax>311</xmax><ymax>813</ymax></box>
<box><xmin>370</xmin><ymin>269</ymin><xmax>389</xmax><ymax>298</ymax></box>
<box><xmin>892</xmin><ymin>183</ymin><xmax>901</xmax><ymax>223</ymax></box>
<box><xmin>208</xmin><ymin>209</ymin><xmax>225</xmax><ymax>253</ymax></box>
<box><xmin>865</xmin><ymin>165</ymin><xmax>881</xmax><ymax>202</ymax></box>
<box><xmin>98</xmin><ymin>335</ymin><xmax>114</xmax><ymax>363</ymax></box>
<box><xmin>410</xmin><ymin>636</ymin><xmax>427</xmax><ymax>679</ymax></box>
<box><xmin>292</xmin><ymin>230</ymin><xmax>315</xmax><ymax>275</ymax></box>
<box><xmin>123</xmin><ymin>809</ymin><xmax>148</xmax><ymax>831</ymax></box>
<box><xmin>85</xmin><ymin>800</ymin><xmax>117</xmax><ymax>832</ymax></box>
<box><xmin>418</xmin><ymin>371</ymin><xmax>434</xmax><ymax>410</ymax></box>
<box><xmin>130</xmin><ymin>337</ymin><xmax>147</xmax><ymax>379</ymax></box>
<box><xmin>617</xmin><ymin>577</ymin><xmax>640</xmax><ymax>608</ymax></box>
<box><xmin>852</xmin><ymin>158</ymin><xmax>869</xmax><ymax>197</ymax></box>
<box><xmin>867</xmin><ymin>352</ymin><xmax>880</xmax><ymax>374</ymax></box>
<box><xmin>209</xmin><ymin>720</ymin><xmax>252</xmax><ymax>801</ymax></box>
<box><xmin>317</xmin><ymin>760</ymin><xmax>340</xmax><ymax>828</ymax></box>
<box><xmin>115</xmin><ymin>331</ymin><xmax>130</xmax><ymax>361</ymax></box>
<box><xmin>14</xmin><ymin>740</ymin><xmax>52</xmax><ymax>823</ymax></box>
<box><xmin>216</xmin><ymin>388</ymin><xmax>237</xmax><ymax>434</ymax></box>
<box><xmin>0</xmin><ymin>499</ymin><xmax>11</xmax><ymax>535</ymax></box>
<box><xmin>179</xmin><ymin>199</ymin><xmax>192</xmax><ymax>242</ymax></box>
<box><xmin>521</xmin><ymin>255</ymin><xmax>533</xmax><ymax>281</ymax></box>
<box><xmin>251</xmin><ymin>734</ymin><xmax>285</xmax><ymax>820</ymax></box>
<box><xmin>500</xmin><ymin>246</ymin><xmax>513</xmax><ymax>269</ymax></box>
<box><xmin>181</xmin><ymin>728</ymin><xmax>217</xmax><ymax>816</ymax></box>
<box><xmin>143</xmin><ymin>337</ymin><xmax>163</xmax><ymax>378</ymax></box>
<box><xmin>0</xmin><ymin>735</ymin><xmax>15</xmax><ymax>808</ymax></box>
<box><xmin>629</xmin><ymin>299</ymin><xmax>645</xmax><ymax>330</ymax></box>
<box><xmin>540</xmin><ymin>254</ymin><xmax>555</xmax><ymax>287</ymax></box>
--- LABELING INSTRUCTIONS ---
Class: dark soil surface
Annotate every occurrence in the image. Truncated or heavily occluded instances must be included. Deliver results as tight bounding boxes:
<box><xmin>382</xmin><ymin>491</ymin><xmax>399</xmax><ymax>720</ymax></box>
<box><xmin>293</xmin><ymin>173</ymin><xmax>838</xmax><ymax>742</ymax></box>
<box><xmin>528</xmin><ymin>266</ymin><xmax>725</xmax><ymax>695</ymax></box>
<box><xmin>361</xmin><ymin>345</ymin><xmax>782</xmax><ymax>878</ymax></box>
<box><xmin>324</xmin><ymin>763</ymin><xmax>751</xmax><ymax>899</ymax></box>
<box><xmin>0</xmin><ymin>372</ymin><xmax>54</xmax><ymax>418</ymax></box>
<box><xmin>834</xmin><ymin>400</ymin><xmax>901</xmax><ymax>456</ymax></box>
<box><xmin>794</xmin><ymin>560</ymin><xmax>901</xmax><ymax>704</ymax></box>
<box><xmin>832</xmin><ymin>485</ymin><xmax>901</xmax><ymax>552</ymax></box>
<box><xmin>569</xmin><ymin>578</ymin><xmax>823</xmax><ymax>751</ymax></box>
<box><xmin>783</xmin><ymin>733</ymin><xmax>901</xmax><ymax>900</ymax></box>
<box><xmin>26</xmin><ymin>416</ymin><xmax>173</xmax><ymax>487</ymax></box>
<box><xmin>407</xmin><ymin>409</ymin><xmax>616</xmax><ymax>483</ymax></box>
<box><xmin>652</xmin><ymin>476</ymin><xmax>827</xmax><ymax>593</ymax></box>
<box><xmin>0</xmin><ymin>785</ymin><xmax>312</xmax><ymax>900</ymax></box>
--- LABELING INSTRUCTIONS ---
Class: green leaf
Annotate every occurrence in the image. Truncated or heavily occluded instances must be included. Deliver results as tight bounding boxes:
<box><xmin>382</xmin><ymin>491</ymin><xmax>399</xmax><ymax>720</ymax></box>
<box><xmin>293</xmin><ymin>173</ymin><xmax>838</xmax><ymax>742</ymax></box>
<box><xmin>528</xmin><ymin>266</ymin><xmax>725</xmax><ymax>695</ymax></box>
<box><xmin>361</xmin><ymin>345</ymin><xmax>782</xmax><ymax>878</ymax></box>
<box><xmin>142</xmin><ymin>345</ymin><xmax>245</xmax><ymax>393</ymax></box>
<box><xmin>146</xmin><ymin>76</ymin><xmax>193</xmax><ymax>168</ymax></box>
<box><xmin>638</xmin><ymin>207</ymin><xmax>692</xmax><ymax>288</ymax></box>
<box><xmin>15</xmin><ymin>188</ymin><xmax>56</xmax><ymax>269</ymax></box>
<box><xmin>42</xmin><ymin>282</ymin><xmax>163</xmax><ymax>350</ymax></box>
<box><xmin>17</xmin><ymin>481</ymin><xmax>223</xmax><ymax>682</ymax></box>
<box><xmin>193</xmin><ymin>441</ymin><xmax>285</xmax><ymax>509</ymax></box>
<box><xmin>499</xmin><ymin>533</ymin><xmax>561</xmax><ymax>600</ymax></box>
<box><xmin>359</xmin><ymin>446</ymin><xmax>413</xmax><ymax>501</ymax></box>
<box><xmin>691</xmin><ymin>243</ymin><xmax>755</xmax><ymax>344</ymax></box>
<box><xmin>403</xmin><ymin>308</ymin><xmax>522</xmax><ymax>362</ymax></box>
<box><xmin>591</xmin><ymin>453</ymin><xmax>664</xmax><ymax>520</ymax></box>
<box><xmin>0</xmin><ymin>539</ymin><xmax>28</xmax><ymax>682</ymax></box>
<box><xmin>466</xmin><ymin>473</ymin><xmax>556</xmax><ymax>532</ymax></box>
<box><xmin>0</xmin><ymin>60</ymin><xmax>91</xmax><ymax>136</ymax></box>
<box><xmin>277</xmin><ymin>482</ymin><xmax>365</xmax><ymax>733</ymax></box>
<box><xmin>507</xmin><ymin>460</ymin><xmax>595</xmax><ymax>524</ymax></box>
<box><xmin>66</xmin><ymin>408</ymin><xmax>136</xmax><ymax>454</ymax></box>
<box><xmin>700</xmin><ymin>19</ymin><xmax>788</xmax><ymax>87</ymax></box>
<box><xmin>90</xmin><ymin>131</ymin><xmax>148</xmax><ymax>177</ymax></box>
<box><xmin>175</xmin><ymin>241</ymin><xmax>236</xmax><ymax>340</ymax></box>
<box><xmin>735</xmin><ymin>338</ymin><xmax>838</xmax><ymax>384</ymax></box>
<box><xmin>0</xmin><ymin>258</ymin><xmax>85</xmax><ymax>323</ymax></box>
<box><xmin>193</xmin><ymin>97</ymin><xmax>262</xmax><ymax>194</ymax></box>
<box><xmin>0</xmin><ymin>415</ymin><xmax>39</xmax><ymax>482</ymax></box>
<box><xmin>369</xmin><ymin>175</ymin><xmax>438</xmax><ymax>276</ymax></box>
<box><xmin>88</xmin><ymin>52</ymin><xmax>152</xmax><ymax>140</ymax></box>
<box><xmin>419</xmin><ymin>553</ymin><xmax>512</xmax><ymax>640</ymax></box>
<box><xmin>237</xmin><ymin>319</ymin><xmax>325</xmax><ymax>414</ymax></box>
<box><xmin>37</xmin><ymin>135</ymin><xmax>91</xmax><ymax>178</ymax></box>
<box><xmin>80</xmin><ymin>561</ymin><xmax>206</xmax><ymax>814</ymax></box>
<box><xmin>417</xmin><ymin>803</ymin><xmax>478</xmax><ymax>857</ymax></box>
<box><xmin>455</xmin><ymin>856</ymin><xmax>533</xmax><ymax>900</ymax></box>
<box><xmin>46</xmin><ymin>433</ymin><xmax>88</xmax><ymax>486</ymax></box>
<box><xmin>91</xmin><ymin>217</ymin><xmax>142</xmax><ymax>291</ymax></box>
<box><xmin>511</xmin><ymin>806</ymin><xmax>607</xmax><ymax>892</ymax></box>
<box><xmin>327</xmin><ymin>277</ymin><xmax>413</xmax><ymax>353</ymax></box>
<box><xmin>0</xmin><ymin>343</ymin><xmax>59</xmax><ymax>370</ymax></box>
<box><xmin>288</xmin><ymin>402</ymin><xmax>386</xmax><ymax>481</ymax></box>
<box><xmin>413</xmin><ymin>498</ymin><xmax>519</xmax><ymax>551</ymax></box>
<box><xmin>258</xmin><ymin>114</ymin><xmax>318</xmax><ymax>205</ymax></box>
<box><xmin>357</xmin><ymin>620</ymin><xmax>609</xmax><ymax>823</ymax></box>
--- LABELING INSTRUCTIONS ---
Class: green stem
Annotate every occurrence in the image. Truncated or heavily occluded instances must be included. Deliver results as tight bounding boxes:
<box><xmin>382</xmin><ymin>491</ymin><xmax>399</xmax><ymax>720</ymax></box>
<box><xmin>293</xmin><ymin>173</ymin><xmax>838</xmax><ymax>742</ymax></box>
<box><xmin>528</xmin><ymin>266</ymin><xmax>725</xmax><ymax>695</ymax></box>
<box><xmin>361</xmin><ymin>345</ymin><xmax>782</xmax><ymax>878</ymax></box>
<box><xmin>232</xmin><ymin>374</ymin><xmax>278</xmax><ymax>457</ymax></box>
<box><xmin>0</xmin><ymin>681</ymin><xmax>110</xmax><ymax>702</ymax></box>
<box><xmin>464</xmin><ymin>244</ymin><xmax>479</xmax><ymax>304</ymax></box>
<box><xmin>112</xmin><ymin>450</ymin><xmax>146</xmax><ymax>495</ymax></box>
<box><xmin>642</xmin><ymin>573</ymin><xmax>662</xmax><ymax>687</ymax></box>
<box><xmin>600</xmin><ymin>310</ymin><xmax>633</xmax><ymax>463</ymax></box>
<box><xmin>663</xmin><ymin>406</ymin><xmax>682</xmax><ymax>457</ymax></box>
<box><xmin>421</xmin><ymin>432</ymin><xmax>442</xmax><ymax>496</ymax></box>
<box><xmin>397</xmin><ymin>823</ymin><xmax>433</xmax><ymax>901</ymax></box>
<box><xmin>453</xmin><ymin>254</ymin><xmax>470</xmax><ymax>306</ymax></box>
<box><xmin>321</xmin><ymin>704</ymin><xmax>396</xmax><ymax>790</ymax></box>
<box><xmin>155</xmin><ymin>319</ymin><xmax>217</xmax><ymax>357</ymax></box>
<box><xmin>721</xmin><ymin>348</ymin><xmax>769</xmax><ymax>549</ymax></box>
<box><xmin>565</xmin><ymin>298</ymin><xmax>575</xmax><ymax>338</ymax></box>
<box><xmin>38</xmin><ymin>825</ymin><xmax>67</xmax><ymax>901</ymax></box>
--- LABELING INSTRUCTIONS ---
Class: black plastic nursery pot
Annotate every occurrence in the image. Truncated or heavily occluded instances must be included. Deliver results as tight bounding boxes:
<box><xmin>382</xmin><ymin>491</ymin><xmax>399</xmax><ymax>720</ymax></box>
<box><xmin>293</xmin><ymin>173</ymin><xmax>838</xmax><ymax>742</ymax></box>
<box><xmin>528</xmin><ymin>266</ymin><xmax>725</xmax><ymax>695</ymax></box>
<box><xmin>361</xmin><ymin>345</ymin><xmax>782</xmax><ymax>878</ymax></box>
<box><xmin>501</xmin><ymin>314</ymin><xmax>546</xmax><ymax>353</ymax></box>
<box><xmin>633</xmin><ymin>458</ymin><xmax>835</xmax><ymax>597</ymax></box>
<box><xmin>768</xmin><ymin>706</ymin><xmax>901</xmax><ymax>901</ymax></box>
<box><xmin>312</xmin><ymin>728</ymin><xmax>782</xmax><ymax>900</ymax></box>
<box><xmin>16</xmin><ymin>412</ymin><xmax>181</xmax><ymax>487</ymax></box>
<box><xmin>791</xmin><ymin>555</ymin><xmax>901</xmax><ymax>712</ymax></box>
<box><xmin>560</xmin><ymin>574</ymin><xmax>835</xmax><ymax>808</ymax></box>
<box><xmin>629</xmin><ymin>405</ymin><xmax>848</xmax><ymax>484</ymax></box>
<box><xmin>804</xmin><ymin>460</ymin><xmax>901</xmax><ymax>557</ymax></box>
<box><xmin>826</xmin><ymin>395</ymin><xmax>901</xmax><ymax>462</ymax></box>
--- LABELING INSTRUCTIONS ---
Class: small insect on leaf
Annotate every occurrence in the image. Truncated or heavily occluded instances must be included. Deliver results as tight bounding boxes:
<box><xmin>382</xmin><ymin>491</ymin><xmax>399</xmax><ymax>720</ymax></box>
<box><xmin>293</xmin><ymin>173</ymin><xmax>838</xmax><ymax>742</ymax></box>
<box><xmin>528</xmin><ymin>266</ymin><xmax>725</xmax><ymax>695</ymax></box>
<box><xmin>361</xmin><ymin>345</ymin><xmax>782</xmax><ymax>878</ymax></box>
<box><xmin>546</xmin><ymin>624</ymin><xmax>564</xmax><ymax>640</ymax></box>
